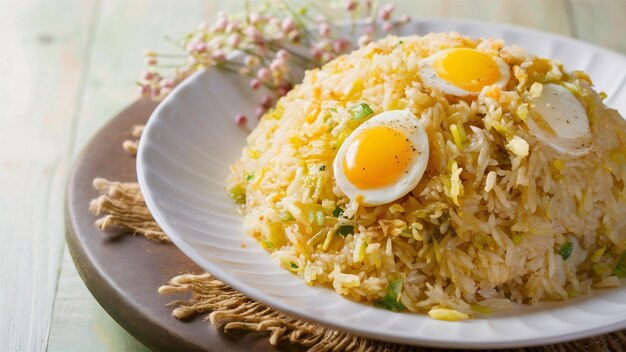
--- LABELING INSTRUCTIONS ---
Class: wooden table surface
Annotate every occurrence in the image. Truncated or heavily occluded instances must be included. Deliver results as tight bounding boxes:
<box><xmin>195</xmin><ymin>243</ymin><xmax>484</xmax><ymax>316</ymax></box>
<box><xmin>1</xmin><ymin>0</ymin><xmax>625</xmax><ymax>351</ymax></box>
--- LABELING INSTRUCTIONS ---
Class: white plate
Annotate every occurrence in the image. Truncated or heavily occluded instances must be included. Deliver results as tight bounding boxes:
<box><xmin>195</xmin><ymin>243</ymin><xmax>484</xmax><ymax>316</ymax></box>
<box><xmin>137</xmin><ymin>19</ymin><xmax>626</xmax><ymax>349</ymax></box>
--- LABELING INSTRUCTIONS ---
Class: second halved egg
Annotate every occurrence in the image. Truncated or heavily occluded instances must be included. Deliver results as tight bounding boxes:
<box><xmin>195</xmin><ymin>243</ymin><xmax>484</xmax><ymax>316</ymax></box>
<box><xmin>418</xmin><ymin>48</ymin><xmax>510</xmax><ymax>96</ymax></box>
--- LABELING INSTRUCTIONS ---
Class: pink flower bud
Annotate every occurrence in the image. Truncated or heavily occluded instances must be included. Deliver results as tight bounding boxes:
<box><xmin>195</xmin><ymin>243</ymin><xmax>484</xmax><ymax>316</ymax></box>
<box><xmin>378</xmin><ymin>9</ymin><xmax>391</xmax><ymax>21</ymax></box>
<box><xmin>268</xmin><ymin>17</ymin><xmax>280</xmax><ymax>27</ymax></box>
<box><xmin>358</xmin><ymin>34</ymin><xmax>372</xmax><ymax>47</ymax></box>
<box><xmin>398</xmin><ymin>15</ymin><xmax>411</xmax><ymax>23</ymax></box>
<box><xmin>225</xmin><ymin>22</ymin><xmax>238</xmax><ymax>34</ymax></box>
<box><xmin>256</xmin><ymin>67</ymin><xmax>272</xmax><ymax>82</ymax></box>
<box><xmin>382</xmin><ymin>22</ymin><xmax>393</xmax><ymax>32</ymax></box>
<box><xmin>310</xmin><ymin>46</ymin><xmax>323</xmax><ymax>60</ymax></box>
<box><xmin>138</xmin><ymin>85</ymin><xmax>149</xmax><ymax>96</ymax></box>
<box><xmin>345</xmin><ymin>1</ymin><xmax>357</xmax><ymax>11</ymax></box>
<box><xmin>287</xmin><ymin>30</ymin><xmax>300</xmax><ymax>43</ymax></box>
<box><xmin>159</xmin><ymin>78</ymin><xmax>174</xmax><ymax>89</ymax></box>
<box><xmin>260</xmin><ymin>96</ymin><xmax>273</xmax><ymax>109</ymax></box>
<box><xmin>249</xmin><ymin>78</ymin><xmax>262</xmax><ymax>90</ymax></box>
<box><xmin>234</xmin><ymin>114</ymin><xmax>248</xmax><ymax>126</ymax></box>
<box><xmin>141</xmin><ymin>70</ymin><xmax>155</xmax><ymax>81</ymax></box>
<box><xmin>332</xmin><ymin>39</ymin><xmax>351</xmax><ymax>53</ymax></box>
<box><xmin>255</xmin><ymin>44</ymin><xmax>268</xmax><ymax>57</ymax></box>
<box><xmin>318</xmin><ymin>23</ymin><xmax>331</xmax><ymax>37</ymax></box>
<box><xmin>194</xmin><ymin>42</ymin><xmax>208</xmax><ymax>52</ymax></box>
<box><xmin>197</xmin><ymin>22</ymin><xmax>209</xmax><ymax>32</ymax></box>
<box><xmin>255</xmin><ymin>106</ymin><xmax>267</xmax><ymax>119</ymax></box>
<box><xmin>378</xmin><ymin>3</ymin><xmax>395</xmax><ymax>21</ymax></box>
<box><xmin>215</xmin><ymin>15</ymin><xmax>228</xmax><ymax>32</ymax></box>
<box><xmin>249</xmin><ymin>12</ymin><xmax>261</xmax><ymax>25</ymax></box>
<box><xmin>321</xmin><ymin>52</ymin><xmax>334</xmax><ymax>63</ymax></box>
<box><xmin>212</xmin><ymin>50</ymin><xmax>226</xmax><ymax>62</ymax></box>
<box><xmin>276</xmin><ymin>49</ymin><xmax>289</xmax><ymax>61</ymax></box>
<box><xmin>145</xmin><ymin>56</ymin><xmax>157</xmax><ymax>65</ymax></box>
<box><xmin>244</xmin><ymin>26</ymin><xmax>263</xmax><ymax>43</ymax></box>
<box><xmin>270</xmin><ymin>58</ymin><xmax>285</xmax><ymax>72</ymax></box>
<box><xmin>228</xmin><ymin>33</ymin><xmax>241</xmax><ymax>47</ymax></box>
<box><xmin>244</xmin><ymin>55</ymin><xmax>260</xmax><ymax>67</ymax></box>
<box><xmin>276</xmin><ymin>83</ymin><xmax>292</xmax><ymax>97</ymax></box>
<box><xmin>150</xmin><ymin>87</ymin><xmax>161</xmax><ymax>99</ymax></box>
<box><xmin>364</xmin><ymin>25</ymin><xmax>375</xmax><ymax>35</ymax></box>
<box><xmin>281</xmin><ymin>18</ymin><xmax>296</xmax><ymax>32</ymax></box>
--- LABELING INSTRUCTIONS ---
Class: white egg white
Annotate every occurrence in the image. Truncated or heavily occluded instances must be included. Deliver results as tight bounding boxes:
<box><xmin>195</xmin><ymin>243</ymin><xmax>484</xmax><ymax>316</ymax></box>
<box><xmin>527</xmin><ymin>83</ymin><xmax>592</xmax><ymax>156</ymax></box>
<box><xmin>333</xmin><ymin>110</ymin><xmax>430</xmax><ymax>206</ymax></box>
<box><xmin>418</xmin><ymin>48</ymin><xmax>510</xmax><ymax>97</ymax></box>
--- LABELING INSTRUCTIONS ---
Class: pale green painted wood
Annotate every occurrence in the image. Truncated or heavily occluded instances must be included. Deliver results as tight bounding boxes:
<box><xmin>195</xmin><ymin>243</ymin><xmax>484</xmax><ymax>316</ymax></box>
<box><xmin>396</xmin><ymin>0</ymin><xmax>572</xmax><ymax>35</ymax></box>
<box><xmin>569</xmin><ymin>0</ymin><xmax>626</xmax><ymax>54</ymax></box>
<box><xmin>45</xmin><ymin>0</ymin><xmax>626</xmax><ymax>351</ymax></box>
<box><xmin>48</xmin><ymin>0</ymin><xmax>221</xmax><ymax>351</ymax></box>
<box><xmin>47</xmin><ymin>247</ymin><xmax>151</xmax><ymax>352</ymax></box>
<box><xmin>0</xmin><ymin>1</ymin><xmax>98</xmax><ymax>351</ymax></box>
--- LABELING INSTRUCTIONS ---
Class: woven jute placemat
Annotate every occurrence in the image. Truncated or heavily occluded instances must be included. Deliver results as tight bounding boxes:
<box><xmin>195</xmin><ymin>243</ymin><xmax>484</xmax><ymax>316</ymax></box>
<box><xmin>87</xmin><ymin>115</ymin><xmax>625</xmax><ymax>352</ymax></box>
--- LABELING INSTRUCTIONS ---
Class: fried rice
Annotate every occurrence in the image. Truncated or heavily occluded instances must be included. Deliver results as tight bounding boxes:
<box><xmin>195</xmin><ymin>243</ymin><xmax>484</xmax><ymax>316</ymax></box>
<box><xmin>227</xmin><ymin>32</ymin><xmax>626</xmax><ymax>318</ymax></box>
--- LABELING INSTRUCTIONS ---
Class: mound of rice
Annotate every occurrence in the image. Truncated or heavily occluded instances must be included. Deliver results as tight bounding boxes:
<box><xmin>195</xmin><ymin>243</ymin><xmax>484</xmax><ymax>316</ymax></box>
<box><xmin>227</xmin><ymin>32</ymin><xmax>626</xmax><ymax>318</ymax></box>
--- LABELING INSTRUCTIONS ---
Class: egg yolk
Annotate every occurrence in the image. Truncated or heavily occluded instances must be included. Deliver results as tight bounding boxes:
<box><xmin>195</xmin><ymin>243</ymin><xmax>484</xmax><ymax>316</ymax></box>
<box><xmin>343</xmin><ymin>126</ymin><xmax>415</xmax><ymax>189</ymax></box>
<box><xmin>435</xmin><ymin>48</ymin><xmax>501</xmax><ymax>92</ymax></box>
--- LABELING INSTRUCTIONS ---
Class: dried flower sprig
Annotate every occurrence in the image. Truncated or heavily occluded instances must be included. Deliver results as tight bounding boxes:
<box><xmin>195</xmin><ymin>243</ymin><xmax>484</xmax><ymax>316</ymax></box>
<box><xmin>138</xmin><ymin>0</ymin><xmax>409</xmax><ymax>125</ymax></box>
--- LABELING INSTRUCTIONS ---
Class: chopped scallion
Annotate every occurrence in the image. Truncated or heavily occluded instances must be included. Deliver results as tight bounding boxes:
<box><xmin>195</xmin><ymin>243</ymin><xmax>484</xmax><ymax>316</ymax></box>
<box><xmin>332</xmin><ymin>207</ymin><xmax>344</xmax><ymax>217</ymax></box>
<box><xmin>228</xmin><ymin>184</ymin><xmax>246</xmax><ymax>204</ymax></box>
<box><xmin>560</xmin><ymin>242</ymin><xmax>573</xmax><ymax>260</ymax></box>
<box><xmin>351</xmin><ymin>103</ymin><xmax>373</xmax><ymax>120</ymax></box>
<box><xmin>613</xmin><ymin>251</ymin><xmax>626</xmax><ymax>278</ymax></box>
<box><xmin>337</xmin><ymin>225</ymin><xmax>354</xmax><ymax>237</ymax></box>
<box><xmin>374</xmin><ymin>279</ymin><xmax>405</xmax><ymax>311</ymax></box>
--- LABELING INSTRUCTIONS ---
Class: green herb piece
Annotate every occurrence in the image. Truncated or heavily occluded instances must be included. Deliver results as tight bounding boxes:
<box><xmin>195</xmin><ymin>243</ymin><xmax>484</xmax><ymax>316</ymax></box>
<box><xmin>290</xmin><ymin>262</ymin><xmax>299</xmax><ymax>269</ymax></box>
<box><xmin>228</xmin><ymin>184</ymin><xmax>246</xmax><ymax>204</ymax></box>
<box><xmin>374</xmin><ymin>279</ymin><xmax>406</xmax><ymax>312</ymax></box>
<box><xmin>351</xmin><ymin>103</ymin><xmax>373</xmax><ymax>120</ymax></box>
<box><xmin>332</xmin><ymin>206</ymin><xmax>344</xmax><ymax>217</ymax></box>
<box><xmin>245</xmin><ymin>173</ymin><xmax>254</xmax><ymax>181</ymax></box>
<box><xmin>262</xmin><ymin>240</ymin><xmax>274</xmax><ymax>249</ymax></box>
<box><xmin>560</xmin><ymin>242</ymin><xmax>573</xmax><ymax>260</ymax></box>
<box><xmin>319</xmin><ymin>165</ymin><xmax>326</xmax><ymax>171</ymax></box>
<box><xmin>337</xmin><ymin>225</ymin><xmax>354</xmax><ymax>237</ymax></box>
<box><xmin>614</xmin><ymin>251</ymin><xmax>626</xmax><ymax>278</ymax></box>
<box><xmin>278</xmin><ymin>211</ymin><xmax>294</xmax><ymax>221</ymax></box>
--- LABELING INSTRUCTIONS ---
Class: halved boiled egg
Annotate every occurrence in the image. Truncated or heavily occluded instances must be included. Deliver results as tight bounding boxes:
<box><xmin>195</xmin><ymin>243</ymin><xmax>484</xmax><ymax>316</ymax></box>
<box><xmin>333</xmin><ymin>110</ymin><xmax>429</xmax><ymax>206</ymax></box>
<box><xmin>418</xmin><ymin>48</ymin><xmax>510</xmax><ymax>96</ymax></box>
<box><xmin>527</xmin><ymin>83</ymin><xmax>592</xmax><ymax>156</ymax></box>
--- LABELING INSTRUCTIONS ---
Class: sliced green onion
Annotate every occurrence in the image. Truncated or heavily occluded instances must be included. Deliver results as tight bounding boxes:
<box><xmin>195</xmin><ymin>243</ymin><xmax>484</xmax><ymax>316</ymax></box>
<box><xmin>374</xmin><ymin>279</ymin><xmax>405</xmax><ymax>312</ymax></box>
<box><xmin>228</xmin><ymin>184</ymin><xmax>246</xmax><ymax>204</ymax></box>
<box><xmin>278</xmin><ymin>211</ymin><xmax>294</xmax><ymax>221</ymax></box>
<box><xmin>319</xmin><ymin>165</ymin><xmax>326</xmax><ymax>171</ymax></box>
<box><xmin>332</xmin><ymin>206</ymin><xmax>344</xmax><ymax>217</ymax></box>
<box><xmin>290</xmin><ymin>262</ymin><xmax>299</xmax><ymax>269</ymax></box>
<box><xmin>337</xmin><ymin>225</ymin><xmax>354</xmax><ymax>237</ymax></box>
<box><xmin>613</xmin><ymin>251</ymin><xmax>626</xmax><ymax>278</ymax></box>
<box><xmin>560</xmin><ymin>242</ymin><xmax>573</xmax><ymax>260</ymax></box>
<box><xmin>351</xmin><ymin>103</ymin><xmax>373</xmax><ymax>120</ymax></box>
